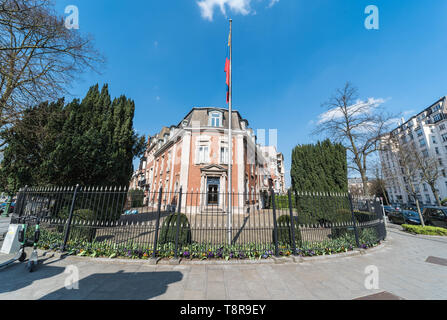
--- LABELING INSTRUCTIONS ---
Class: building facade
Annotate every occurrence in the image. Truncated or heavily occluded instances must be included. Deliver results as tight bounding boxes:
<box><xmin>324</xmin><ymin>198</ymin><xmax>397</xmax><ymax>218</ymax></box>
<box><xmin>130</xmin><ymin>107</ymin><xmax>285</xmax><ymax>212</ymax></box>
<box><xmin>348</xmin><ymin>177</ymin><xmax>373</xmax><ymax>196</ymax></box>
<box><xmin>259</xmin><ymin>146</ymin><xmax>286</xmax><ymax>194</ymax></box>
<box><xmin>379</xmin><ymin>96</ymin><xmax>447</xmax><ymax>205</ymax></box>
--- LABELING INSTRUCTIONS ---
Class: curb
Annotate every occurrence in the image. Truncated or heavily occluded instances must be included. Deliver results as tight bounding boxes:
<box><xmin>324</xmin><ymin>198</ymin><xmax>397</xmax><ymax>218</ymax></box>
<box><xmin>42</xmin><ymin>242</ymin><xmax>386</xmax><ymax>266</ymax></box>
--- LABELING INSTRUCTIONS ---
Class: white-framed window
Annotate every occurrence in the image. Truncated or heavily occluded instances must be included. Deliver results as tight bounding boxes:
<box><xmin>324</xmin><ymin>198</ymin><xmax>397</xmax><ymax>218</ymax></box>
<box><xmin>419</xmin><ymin>139</ymin><xmax>426</xmax><ymax>147</ymax></box>
<box><xmin>220</xmin><ymin>146</ymin><xmax>228</xmax><ymax>164</ymax></box>
<box><xmin>167</xmin><ymin>151</ymin><xmax>171</xmax><ymax>172</ymax></box>
<box><xmin>196</xmin><ymin>145</ymin><xmax>209</xmax><ymax>164</ymax></box>
<box><xmin>209</xmin><ymin>111</ymin><xmax>222</xmax><ymax>127</ymax></box>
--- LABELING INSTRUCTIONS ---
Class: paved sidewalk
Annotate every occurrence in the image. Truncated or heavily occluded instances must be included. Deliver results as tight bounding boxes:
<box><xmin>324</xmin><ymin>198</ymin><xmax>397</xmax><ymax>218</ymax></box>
<box><xmin>0</xmin><ymin>216</ymin><xmax>11</xmax><ymax>244</ymax></box>
<box><xmin>0</xmin><ymin>228</ymin><xmax>446</xmax><ymax>300</ymax></box>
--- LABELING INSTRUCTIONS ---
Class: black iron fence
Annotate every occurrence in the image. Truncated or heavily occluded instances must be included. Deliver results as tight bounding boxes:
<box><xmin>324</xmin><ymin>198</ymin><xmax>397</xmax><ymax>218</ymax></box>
<box><xmin>11</xmin><ymin>186</ymin><xmax>386</xmax><ymax>259</ymax></box>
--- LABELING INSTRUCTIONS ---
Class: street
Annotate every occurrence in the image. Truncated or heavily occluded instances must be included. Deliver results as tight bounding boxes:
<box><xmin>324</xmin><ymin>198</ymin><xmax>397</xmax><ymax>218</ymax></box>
<box><xmin>0</xmin><ymin>225</ymin><xmax>446</xmax><ymax>300</ymax></box>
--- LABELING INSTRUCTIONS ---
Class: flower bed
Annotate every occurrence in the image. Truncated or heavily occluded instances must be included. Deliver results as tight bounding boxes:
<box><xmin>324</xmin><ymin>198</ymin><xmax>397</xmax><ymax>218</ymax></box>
<box><xmin>37</xmin><ymin>228</ymin><xmax>381</xmax><ymax>261</ymax></box>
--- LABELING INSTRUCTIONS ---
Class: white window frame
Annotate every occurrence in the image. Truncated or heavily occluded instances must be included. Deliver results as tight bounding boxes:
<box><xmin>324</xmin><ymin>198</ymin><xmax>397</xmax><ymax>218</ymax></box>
<box><xmin>196</xmin><ymin>142</ymin><xmax>210</xmax><ymax>164</ymax></box>
<box><xmin>209</xmin><ymin>111</ymin><xmax>223</xmax><ymax>127</ymax></box>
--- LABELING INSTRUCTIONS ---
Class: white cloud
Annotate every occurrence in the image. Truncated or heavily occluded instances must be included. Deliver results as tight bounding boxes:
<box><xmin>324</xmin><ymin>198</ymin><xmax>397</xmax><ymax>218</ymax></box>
<box><xmin>317</xmin><ymin>98</ymin><xmax>386</xmax><ymax>125</ymax></box>
<box><xmin>197</xmin><ymin>0</ymin><xmax>278</xmax><ymax>21</ymax></box>
<box><xmin>403</xmin><ymin>109</ymin><xmax>415</xmax><ymax>117</ymax></box>
<box><xmin>267</xmin><ymin>0</ymin><xmax>280</xmax><ymax>8</ymax></box>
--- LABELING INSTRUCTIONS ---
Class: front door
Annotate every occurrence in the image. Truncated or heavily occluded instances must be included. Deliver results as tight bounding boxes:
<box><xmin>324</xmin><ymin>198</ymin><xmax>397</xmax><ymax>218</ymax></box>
<box><xmin>207</xmin><ymin>177</ymin><xmax>220</xmax><ymax>205</ymax></box>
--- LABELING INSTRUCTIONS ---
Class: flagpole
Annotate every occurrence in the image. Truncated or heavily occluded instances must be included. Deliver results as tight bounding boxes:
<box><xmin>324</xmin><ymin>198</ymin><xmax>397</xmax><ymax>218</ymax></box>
<box><xmin>227</xmin><ymin>18</ymin><xmax>232</xmax><ymax>245</ymax></box>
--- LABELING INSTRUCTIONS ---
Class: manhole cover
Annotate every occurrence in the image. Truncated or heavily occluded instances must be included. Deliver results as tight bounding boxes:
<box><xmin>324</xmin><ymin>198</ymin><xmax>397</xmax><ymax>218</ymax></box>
<box><xmin>426</xmin><ymin>256</ymin><xmax>447</xmax><ymax>267</ymax></box>
<box><xmin>354</xmin><ymin>291</ymin><xmax>404</xmax><ymax>300</ymax></box>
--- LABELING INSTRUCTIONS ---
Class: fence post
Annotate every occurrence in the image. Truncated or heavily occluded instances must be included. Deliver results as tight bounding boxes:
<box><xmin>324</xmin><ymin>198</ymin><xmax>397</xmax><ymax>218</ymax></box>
<box><xmin>377</xmin><ymin>197</ymin><xmax>387</xmax><ymax>241</ymax></box>
<box><xmin>287</xmin><ymin>189</ymin><xmax>297</xmax><ymax>255</ymax></box>
<box><xmin>61</xmin><ymin>184</ymin><xmax>80</xmax><ymax>252</ymax></box>
<box><xmin>174</xmin><ymin>187</ymin><xmax>183</xmax><ymax>259</ymax></box>
<box><xmin>348</xmin><ymin>193</ymin><xmax>361</xmax><ymax>248</ymax></box>
<box><xmin>152</xmin><ymin>187</ymin><xmax>163</xmax><ymax>259</ymax></box>
<box><xmin>271</xmin><ymin>188</ymin><xmax>280</xmax><ymax>257</ymax></box>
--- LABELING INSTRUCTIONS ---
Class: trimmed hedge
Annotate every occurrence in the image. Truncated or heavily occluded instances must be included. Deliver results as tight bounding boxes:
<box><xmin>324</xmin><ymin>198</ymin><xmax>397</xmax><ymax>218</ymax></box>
<box><xmin>273</xmin><ymin>214</ymin><xmax>302</xmax><ymax>247</ymax></box>
<box><xmin>128</xmin><ymin>189</ymin><xmax>144</xmax><ymax>208</ymax></box>
<box><xmin>402</xmin><ymin>224</ymin><xmax>447</xmax><ymax>236</ymax></box>
<box><xmin>159</xmin><ymin>213</ymin><xmax>192</xmax><ymax>245</ymax></box>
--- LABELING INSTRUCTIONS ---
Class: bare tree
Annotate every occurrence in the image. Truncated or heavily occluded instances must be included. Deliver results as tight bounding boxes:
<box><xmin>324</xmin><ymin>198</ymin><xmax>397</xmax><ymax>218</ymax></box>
<box><xmin>387</xmin><ymin>135</ymin><xmax>426</xmax><ymax>226</ymax></box>
<box><xmin>314</xmin><ymin>82</ymin><xmax>396</xmax><ymax>195</ymax></box>
<box><xmin>0</xmin><ymin>0</ymin><xmax>104</xmax><ymax>148</ymax></box>
<box><xmin>370</xmin><ymin>161</ymin><xmax>390</xmax><ymax>205</ymax></box>
<box><xmin>415</xmin><ymin>150</ymin><xmax>442</xmax><ymax>207</ymax></box>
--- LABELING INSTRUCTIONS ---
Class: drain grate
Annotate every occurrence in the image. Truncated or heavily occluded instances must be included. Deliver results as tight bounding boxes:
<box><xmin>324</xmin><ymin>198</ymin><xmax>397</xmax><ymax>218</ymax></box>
<box><xmin>426</xmin><ymin>256</ymin><xmax>447</xmax><ymax>267</ymax></box>
<box><xmin>354</xmin><ymin>291</ymin><xmax>405</xmax><ymax>300</ymax></box>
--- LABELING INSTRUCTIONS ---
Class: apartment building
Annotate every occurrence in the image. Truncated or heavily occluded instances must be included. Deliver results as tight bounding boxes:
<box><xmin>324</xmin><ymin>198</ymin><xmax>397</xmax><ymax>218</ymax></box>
<box><xmin>379</xmin><ymin>96</ymin><xmax>447</xmax><ymax>205</ymax></box>
<box><xmin>348</xmin><ymin>177</ymin><xmax>373</xmax><ymax>196</ymax></box>
<box><xmin>259</xmin><ymin>146</ymin><xmax>286</xmax><ymax>194</ymax></box>
<box><xmin>130</xmin><ymin>107</ymin><xmax>284</xmax><ymax>212</ymax></box>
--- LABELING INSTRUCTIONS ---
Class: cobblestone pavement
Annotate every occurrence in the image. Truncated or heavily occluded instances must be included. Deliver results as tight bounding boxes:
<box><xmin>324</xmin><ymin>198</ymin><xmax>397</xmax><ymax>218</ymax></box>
<box><xmin>0</xmin><ymin>226</ymin><xmax>446</xmax><ymax>300</ymax></box>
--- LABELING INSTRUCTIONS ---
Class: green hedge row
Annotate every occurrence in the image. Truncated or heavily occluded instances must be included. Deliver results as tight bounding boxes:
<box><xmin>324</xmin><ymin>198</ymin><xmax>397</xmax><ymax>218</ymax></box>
<box><xmin>402</xmin><ymin>224</ymin><xmax>447</xmax><ymax>236</ymax></box>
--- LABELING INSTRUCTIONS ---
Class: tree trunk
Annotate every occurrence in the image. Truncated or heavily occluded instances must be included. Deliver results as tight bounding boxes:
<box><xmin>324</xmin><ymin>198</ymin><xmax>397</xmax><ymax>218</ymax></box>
<box><xmin>429</xmin><ymin>185</ymin><xmax>442</xmax><ymax>207</ymax></box>
<box><xmin>380</xmin><ymin>183</ymin><xmax>390</xmax><ymax>205</ymax></box>
<box><xmin>415</xmin><ymin>198</ymin><xmax>425</xmax><ymax>227</ymax></box>
<box><xmin>360</xmin><ymin>171</ymin><xmax>369</xmax><ymax>196</ymax></box>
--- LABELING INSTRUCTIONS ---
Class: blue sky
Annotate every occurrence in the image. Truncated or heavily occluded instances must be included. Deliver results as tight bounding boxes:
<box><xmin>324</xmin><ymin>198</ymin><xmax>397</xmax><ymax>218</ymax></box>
<box><xmin>55</xmin><ymin>0</ymin><xmax>447</xmax><ymax>187</ymax></box>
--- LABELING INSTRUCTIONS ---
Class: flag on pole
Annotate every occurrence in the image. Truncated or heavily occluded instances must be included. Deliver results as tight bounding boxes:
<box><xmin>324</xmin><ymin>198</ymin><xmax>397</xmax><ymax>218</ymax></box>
<box><xmin>225</xmin><ymin>57</ymin><xmax>230</xmax><ymax>103</ymax></box>
<box><xmin>225</xmin><ymin>28</ymin><xmax>231</xmax><ymax>104</ymax></box>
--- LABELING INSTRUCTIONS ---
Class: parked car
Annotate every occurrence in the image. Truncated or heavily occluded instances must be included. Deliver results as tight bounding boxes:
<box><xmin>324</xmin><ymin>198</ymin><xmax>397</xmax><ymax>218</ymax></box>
<box><xmin>123</xmin><ymin>209</ymin><xmax>138</xmax><ymax>215</ymax></box>
<box><xmin>422</xmin><ymin>206</ymin><xmax>447</xmax><ymax>228</ymax></box>
<box><xmin>401</xmin><ymin>209</ymin><xmax>421</xmax><ymax>225</ymax></box>
<box><xmin>383</xmin><ymin>203</ymin><xmax>401</xmax><ymax>216</ymax></box>
<box><xmin>387</xmin><ymin>209</ymin><xmax>406</xmax><ymax>225</ymax></box>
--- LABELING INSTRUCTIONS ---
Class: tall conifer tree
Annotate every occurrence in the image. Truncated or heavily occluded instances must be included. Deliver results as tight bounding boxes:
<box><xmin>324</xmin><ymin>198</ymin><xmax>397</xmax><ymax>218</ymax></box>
<box><xmin>291</xmin><ymin>139</ymin><xmax>348</xmax><ymax>193</ymax></box>
<box><xmin>0</xmin><ymin>84</ymin><xmax>146</xmax><ymax>192</ymax></box>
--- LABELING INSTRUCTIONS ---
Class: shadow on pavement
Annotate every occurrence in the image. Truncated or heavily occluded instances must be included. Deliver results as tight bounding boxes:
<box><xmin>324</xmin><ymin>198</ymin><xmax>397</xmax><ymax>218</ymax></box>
<box><xmin>0</xmin><ymin>255</ymin><xmax>66</xmax><ymax>294</ymax></box>
<box><xmin>39</xmin><ymin>269</ymin><xmax>184</xmax><ymax>300</ymax></box>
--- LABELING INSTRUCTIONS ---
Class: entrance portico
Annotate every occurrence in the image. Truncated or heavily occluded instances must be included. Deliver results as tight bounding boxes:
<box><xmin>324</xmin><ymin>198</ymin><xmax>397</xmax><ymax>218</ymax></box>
<box><xmin>200</xmin><ymin>164</ymin><xmax>227</xmax><ymax>213</ymax></box>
